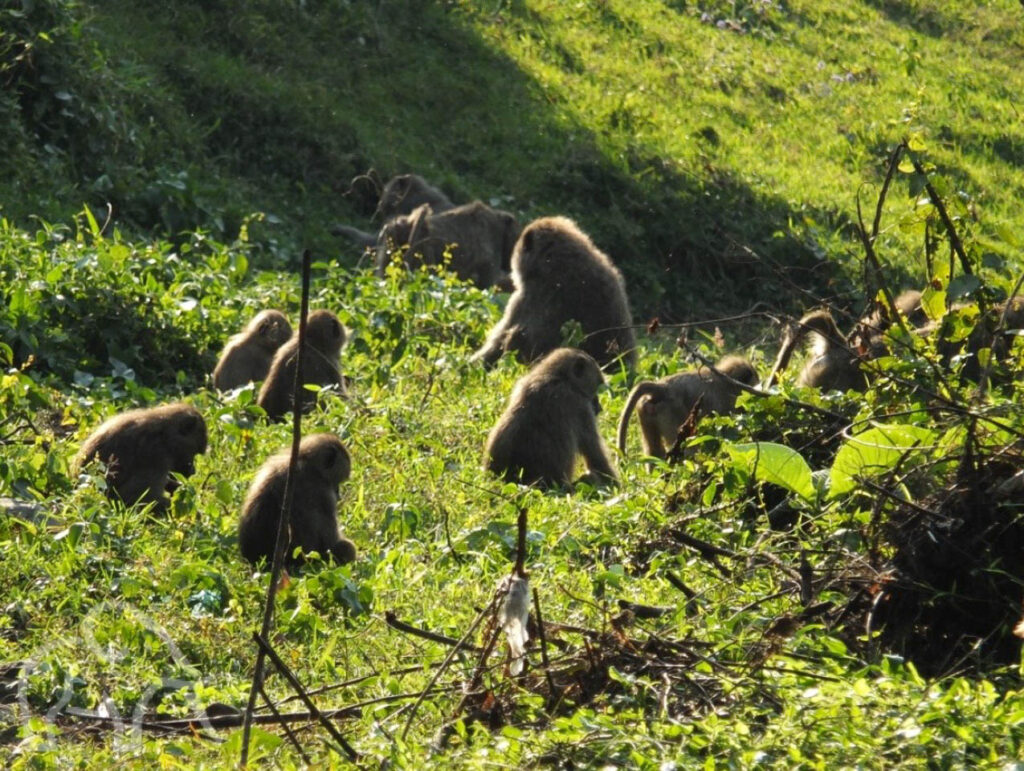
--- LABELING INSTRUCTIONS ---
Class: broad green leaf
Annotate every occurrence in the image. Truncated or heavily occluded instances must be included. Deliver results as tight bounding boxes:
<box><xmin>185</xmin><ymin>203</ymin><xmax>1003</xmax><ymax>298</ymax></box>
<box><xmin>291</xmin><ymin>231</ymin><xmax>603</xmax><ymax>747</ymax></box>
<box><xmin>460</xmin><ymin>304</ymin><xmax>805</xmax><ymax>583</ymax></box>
<box><xmin>921</xmin><ymin>286</ymin><xmax>946</xmax><ymax>320</ymax></box>
<box><xmin>726</xmin><ymin>442</ymin><xmax>815</xmax><ymax>502</ymax></box>
<box><xmin>830</xmin><ymin>424</ymin><xmax>935</xmax><ymax>498</ymax></box>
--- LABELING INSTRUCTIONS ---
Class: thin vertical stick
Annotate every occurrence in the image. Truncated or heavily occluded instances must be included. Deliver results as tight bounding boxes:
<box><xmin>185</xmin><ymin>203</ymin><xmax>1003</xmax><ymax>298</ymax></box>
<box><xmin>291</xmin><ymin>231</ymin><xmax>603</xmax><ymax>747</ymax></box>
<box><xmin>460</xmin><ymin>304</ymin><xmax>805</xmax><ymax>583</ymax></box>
<box><xmin>241</xmin><ymin>250</ymin><xmax>312</xmax><ymax>765</ymax></box>
<box><xmin>254</xmin><ymin>633</ymin><xmax>358</xmax><ymax>761</ymax></box>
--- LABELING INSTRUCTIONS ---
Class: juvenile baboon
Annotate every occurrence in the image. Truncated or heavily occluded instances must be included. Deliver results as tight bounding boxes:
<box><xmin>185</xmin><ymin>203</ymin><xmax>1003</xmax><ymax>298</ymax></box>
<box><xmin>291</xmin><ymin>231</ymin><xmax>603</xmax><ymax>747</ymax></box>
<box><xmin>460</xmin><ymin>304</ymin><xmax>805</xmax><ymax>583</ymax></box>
<box><xmin>74</xmin><ymin>403</ymin><xmax>207</xmax><ymax>511</ymax></box>
<box><xmin>212</xmin><ymin>310</ymin><xmax>293</xmax><ymax>390</ymax></box>
<box><xmin>374</xmin><ymin>201</ymin><xmax>520</xmax><ymax>288</ymax></box>
<box><xmin>767</xmin><ymin>309</ymin><xmax>868</xmax><ymax>392</ymax></box>
<box><xmin>333</xmin><ymin>173</ymin><xmax>454</xmax><ymax>245</ymax></box>
<box><xmin>257</xmin><ymin>310</ymin><xmax>347</xmax><ymax>421</ymax></box>
<box><xmin>375</xmin><ymin>173</ymin><xmax>454</xmax><ymax>221</ymax></box>
<box><xmin>617</xmin><ymin>355</ymin><xmax>759</xmax><ymax>459</ymax></box>
<box><xmin>238</xmin><ymin>433</ymin><xmax>357</xmax><ymax>566</ymax></box>
<box><xmin>484</xmin><ymin>347</ymin><xmax>617</xmax><ymax>488</ymax></box>
<box><xmin>942</xmin><ymin>297</ymin><xmax>1024</xmax><ymax>381</ymax></box>
<box><xmin>471</xmin><ymin>216</ymin><xmax>637</xmax><ymax>370</ymax></box>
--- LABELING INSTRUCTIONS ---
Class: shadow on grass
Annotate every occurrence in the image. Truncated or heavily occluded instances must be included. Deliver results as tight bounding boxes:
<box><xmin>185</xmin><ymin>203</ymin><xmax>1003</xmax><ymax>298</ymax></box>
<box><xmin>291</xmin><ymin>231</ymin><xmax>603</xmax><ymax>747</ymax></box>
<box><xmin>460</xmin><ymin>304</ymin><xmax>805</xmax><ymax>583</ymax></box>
<box><xmin>89</xmin><ymin>1</ymin><xmax>846</xmax><ymax>316</ymax></box>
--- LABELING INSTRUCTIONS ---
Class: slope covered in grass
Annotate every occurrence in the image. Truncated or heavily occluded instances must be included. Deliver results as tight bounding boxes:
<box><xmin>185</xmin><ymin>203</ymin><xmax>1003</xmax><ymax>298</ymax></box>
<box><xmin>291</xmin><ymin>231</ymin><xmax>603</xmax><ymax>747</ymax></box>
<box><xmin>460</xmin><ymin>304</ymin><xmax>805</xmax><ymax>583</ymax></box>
<box><xmin>2</xmin><ymin>0</ymin><xmax>1023</xmax><ymax>315</ymax></box>
<box><xmin>3</xmin><ymin>0</ymin><xmax>1024</xmax><ymax>767</ymax></box>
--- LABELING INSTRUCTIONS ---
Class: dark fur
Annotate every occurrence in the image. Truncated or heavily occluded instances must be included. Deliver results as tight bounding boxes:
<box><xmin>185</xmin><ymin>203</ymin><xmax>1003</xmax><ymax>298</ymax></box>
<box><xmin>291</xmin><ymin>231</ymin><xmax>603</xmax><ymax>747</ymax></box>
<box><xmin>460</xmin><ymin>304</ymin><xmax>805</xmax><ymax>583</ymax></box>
<box><xmin>238</xmin><ymin>433</ymin><xmax>356</xmax><ymax>566</ymax></box>
<box><xmin>767</xmin><ymin>309</ymin><xmax>868</xmax><ymax>392</ymax></box>
<box><xmin>617</xmin><ymin>355</ymin><xmax>758</xmax><ymax>459</ymax></box>
<box><xmin>212</xmin><ymin>309</ymin><xmax>292</xmax><ymax>390</ymax></box>
<box><xmin>257</xmin><ymin>310</ymin><xmax>347</xmax><ymax>421</ymax></box>
<box><xmin>74</xmin><ymin>403</ymin><xmax>207</xmax><ymax>511</ymax></box>
<box><xmin>471</xmin><ymin>216</ymin><xmax>636</xmax><ymax>370</ymax></box>
<box><xmin>332</xmin><ymin>173</ymin><xmax>455</xmax><ymax>247</ymax></box>
<box><xmin>485</xmin><ymin>348</ymin><xmax>617</xmax><ymax>488</ymax></box>
<box><xmin>374</xmin><ymin>201</ymin><xmax>520</xmax><ymax>288</ymax></box>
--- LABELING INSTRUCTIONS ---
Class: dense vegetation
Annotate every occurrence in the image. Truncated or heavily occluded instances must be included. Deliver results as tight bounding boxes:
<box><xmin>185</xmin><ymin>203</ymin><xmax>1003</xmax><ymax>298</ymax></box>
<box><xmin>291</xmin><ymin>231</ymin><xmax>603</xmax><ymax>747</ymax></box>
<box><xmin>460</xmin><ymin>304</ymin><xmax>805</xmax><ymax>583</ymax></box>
<box><xmin>2</xmin><ymin>0</ymin><xmax>1024</xmax><ymax>767</ymax></box>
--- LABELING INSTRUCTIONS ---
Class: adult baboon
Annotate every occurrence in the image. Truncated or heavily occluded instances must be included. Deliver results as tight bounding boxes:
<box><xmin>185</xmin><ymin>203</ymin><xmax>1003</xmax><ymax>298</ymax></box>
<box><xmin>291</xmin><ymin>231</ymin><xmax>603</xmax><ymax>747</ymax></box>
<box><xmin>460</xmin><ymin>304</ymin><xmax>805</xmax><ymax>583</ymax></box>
<box><xmin>617</xmin><ymin>355</ymin><xmax>758</xmax><ymax>459</ymax></box>
<box><xmin>238</xmin><ymin>433</ymin><xmax>356</xmax><ymax>567</ymax></box>
<box><xmin>374</xmin><ymin>201</ymin><xmax>520</xmax><ymax>288</ymax></box>
<box><xmin>257</xmin><ymin>310</ymin><xmax>347</xmax><ymax>421</ymax></box>
<box><xmin>941</xmin><ymin>297</ymin><xmax>1024</xmax><ymax>381</ymax></box>
<box><xmin>212</xmin><ymin>310</ymin><xmax>292</xmax><ymax>390</ymax></box>
<box><xmin>336</xmin><ymin>200</ymin><xmax>519</xmax><ymax>289</ymax></box>
<box><xmin>484</xmin><ymin>347</ymin><xmax>617</xmax><ymax>488</ymax></box>
<box><xmin>471</xmin><ymin>216</ymin><xmax>636</xmax><ymax>370</ymax></box>
<box><xmin>767</xmin><ymin>309</ymin><xmax>868</xmax><ymax>392</ymax></box>
<box><xmin>74</xmin><ymin>403</ymin><xmax>207</xmax><ymax>511</ymax></box>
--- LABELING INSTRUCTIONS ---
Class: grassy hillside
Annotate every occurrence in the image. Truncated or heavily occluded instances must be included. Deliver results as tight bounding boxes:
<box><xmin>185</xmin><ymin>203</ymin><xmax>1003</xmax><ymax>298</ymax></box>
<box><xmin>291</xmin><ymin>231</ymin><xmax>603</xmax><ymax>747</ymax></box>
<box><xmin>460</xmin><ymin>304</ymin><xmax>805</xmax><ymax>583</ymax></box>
<box><xmin>3</xmin><ymin>0</ymin><xmax>1023</xmax><ymax>316</ymax></box>
<box><xmin>3</xmin><ymin>0</ymin><xmax>1024</xmax><ymax>767</ymax></box>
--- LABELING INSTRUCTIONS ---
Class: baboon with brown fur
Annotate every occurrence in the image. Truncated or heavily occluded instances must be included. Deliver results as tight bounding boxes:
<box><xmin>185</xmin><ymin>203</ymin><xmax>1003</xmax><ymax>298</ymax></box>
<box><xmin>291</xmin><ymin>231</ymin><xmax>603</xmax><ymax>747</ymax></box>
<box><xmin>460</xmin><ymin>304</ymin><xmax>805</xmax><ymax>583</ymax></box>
<box><xmin>374</xmin><ymin>173</ymin><xmax>454</xmax><ymax>221</ymax></box>
<box><xmin>333</xmin><ymin>174</ymin><xmax>454</xmax><ymax>244</ymax></box>
<box><xmin>767</xmin><ymin>309</ymin><xmax>868</xmax><ymax>392</ymax></box>
<box><xmin>939</xmin><ymin>297</ymin><xmax>1024</xmax><ymax>381</ymax></box>
<box><xmin>257</xmin><ymin>310</ymin><xmax>347</xmax><ymax>421</ymax></box>
<box><xmin>238</xmin><ymin>433</ymin><xmax>356</xmax><ymax>566</ymax></box>
<box><xmin>337</xmin><ymin>200</ymin><xmax>519</xmax><ymax>289</ymax></box>
<box><xmin>74</xmin><ymin>403</ymin><xmax>207</xmax><ymax>511</ymax></box>
<box><xmin>374</xmin><ymin>201</ymin><xmax>520</xmax><ymax>288</ymax></box>
<box><xmin>485</xmin><ymin>347</ymin><xmax>617</xmax><ymax>488</ymax></box>
<box><xmin>859</xmin><ymin>289</ymin><xmax>928</xmax><ymax>335</ymax></box>
<box><xmin>212</xmin><ymin>310</ymin><xmax>293</xmax><ymax>390</ymax></box>
<box><xmin>617</xmin><ymin>355</ymin><xmax>758</xmax><ymax>459</ymax></box>
<box><xmin>471</xmin><ymin>216</ymin><xmax>636</xmax><ymax>370</ymax></box>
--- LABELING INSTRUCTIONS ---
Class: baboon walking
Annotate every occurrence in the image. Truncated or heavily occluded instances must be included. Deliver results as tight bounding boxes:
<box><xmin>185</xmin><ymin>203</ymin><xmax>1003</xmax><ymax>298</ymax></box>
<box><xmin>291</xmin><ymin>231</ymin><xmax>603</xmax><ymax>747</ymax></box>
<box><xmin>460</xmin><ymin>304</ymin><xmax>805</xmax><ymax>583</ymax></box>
<box><xmin>74</xmin><ymin>403</ymin><xmax>208</xmax><ymax>511</ymax></box>
<box><xmin>617</xmin><ymin>355</ymin><xmax>758</xmax><ymax>459</ymax></box>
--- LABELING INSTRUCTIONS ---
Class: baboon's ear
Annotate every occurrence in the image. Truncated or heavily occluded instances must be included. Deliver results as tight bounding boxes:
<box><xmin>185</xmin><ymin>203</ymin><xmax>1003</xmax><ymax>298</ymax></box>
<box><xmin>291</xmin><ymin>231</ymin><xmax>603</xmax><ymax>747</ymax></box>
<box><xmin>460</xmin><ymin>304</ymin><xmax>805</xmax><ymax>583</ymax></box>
<box><xmin>522</xmin><ymin>229</ymin><xmax>535</xmax><ymax>253</ymax></box>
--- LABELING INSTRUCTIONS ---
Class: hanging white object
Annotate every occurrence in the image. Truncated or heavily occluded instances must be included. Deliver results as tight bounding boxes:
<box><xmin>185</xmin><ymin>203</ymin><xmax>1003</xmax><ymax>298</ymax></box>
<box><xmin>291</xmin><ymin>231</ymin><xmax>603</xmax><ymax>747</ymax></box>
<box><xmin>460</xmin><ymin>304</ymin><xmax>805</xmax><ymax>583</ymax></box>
<box><xmin>498</xmin><ymin>575</ymin><xmax>530</xmax><ymax>675</ymax></box>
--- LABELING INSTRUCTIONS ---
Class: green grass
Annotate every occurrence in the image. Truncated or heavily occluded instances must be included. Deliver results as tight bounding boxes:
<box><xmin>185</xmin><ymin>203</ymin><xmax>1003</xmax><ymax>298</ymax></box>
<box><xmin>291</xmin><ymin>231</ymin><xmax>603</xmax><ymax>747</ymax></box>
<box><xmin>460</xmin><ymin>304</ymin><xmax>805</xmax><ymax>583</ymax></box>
<box><xmin>2</xmin><ymin>218</ymin><xmax>1024</xmax><ymax>767</ymax></box>
<box><xmin>3</xmin><ymin>0</ymin><xmax>1023</xmax><ymax>315</ymax></box>
<box><xmin>4</xmin><ymin>0</ymin><xmax>1024</xmax><ymax>767</ymax></box>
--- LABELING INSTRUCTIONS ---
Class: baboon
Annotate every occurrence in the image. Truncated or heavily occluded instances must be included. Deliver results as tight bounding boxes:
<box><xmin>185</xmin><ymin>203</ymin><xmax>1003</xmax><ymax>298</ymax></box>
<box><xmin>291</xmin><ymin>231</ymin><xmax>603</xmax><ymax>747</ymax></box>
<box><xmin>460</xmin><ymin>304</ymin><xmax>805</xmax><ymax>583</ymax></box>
<box><xmin>74</xmin><ymin>403</ymin><xmax>207</xmax><ymax>511</ymax></box>
<box><xmin>617</xmin><ymin>355</ymin><xmax>759</xmax><ymax>459</ymax></box>
<box><xmin>238</xmin><ymin>433</ymin><xmax>356</xmax><ymax>566</ymax></box>
<box><xmin>333</xmin><ymin>174</ymin><xmax>454</xmax><ymax>244</ymax></box>
<box><xmin>374</xmin><ymin>201</ymin><xmax>520</xmax><ymax>288</ymax></box>
<box><xmin>471</xmin><ymin>216</ymin><xmax>637</xmax><ymax>370</ymax></box>
<box><xmin>859</xmin><ymin>289</ymin><xmax>928</xmax><ymax>335</ymax></box>
<box><xmin>337</xmin><ymin>200</ymin><xmax>519</xmax><ymax>289</ymax></box>
<box><xmin>767</xmin><ymin>309</ymin><xmax>868</xmax><ymax>392</ymax></box>
<box><xmin>212</xmin><ymin>310</ymin><xmax>292</xmax><ymax>390</ymax></box>
<box><xmin>375</xmin><ymin>173</ymin><xmax>454</xmax><ymax>221</ymax></box>
<box><xmin>484</xmin><ymin>347</ymin><xmax>618</xmax><ymax>488</ymax></box>
<box><xmin>941</xmin><ymin>297</ymin><xmax>1024</xmax><ymax>381</ymax></box>
<box><xmin>257</xmin><ymin>310</ymin><xmax>347</xmax><ymax>421</ymax></box>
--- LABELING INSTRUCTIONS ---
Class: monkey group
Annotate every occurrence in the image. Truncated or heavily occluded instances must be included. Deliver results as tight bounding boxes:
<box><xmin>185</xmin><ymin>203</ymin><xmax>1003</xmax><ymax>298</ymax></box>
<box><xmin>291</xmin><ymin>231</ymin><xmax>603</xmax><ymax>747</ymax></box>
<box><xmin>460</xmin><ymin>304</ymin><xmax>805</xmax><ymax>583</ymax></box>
<box><xmin>69</xmin><ymin>170</ymin><xmax>1024</xmax><ymax>581</ymax></box>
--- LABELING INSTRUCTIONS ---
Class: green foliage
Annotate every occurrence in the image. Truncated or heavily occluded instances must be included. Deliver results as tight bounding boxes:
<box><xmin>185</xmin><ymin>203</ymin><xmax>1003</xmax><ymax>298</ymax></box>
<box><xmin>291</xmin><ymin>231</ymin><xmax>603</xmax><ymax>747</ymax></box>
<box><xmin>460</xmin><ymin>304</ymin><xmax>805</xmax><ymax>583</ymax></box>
<box><xmin>2</xmin><ymin>0</ymin><xmax>1022</xmax><ymax>315</ymax></box>
<box><xmin>1</xmin><ymin>201</ymin><xmax>1023</xmax><ymax>767</ymax></box>
<box><xmin>3</xmin><ymin>0</ymin><xmax>1024</xmax><ymax>766</ymax></box>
